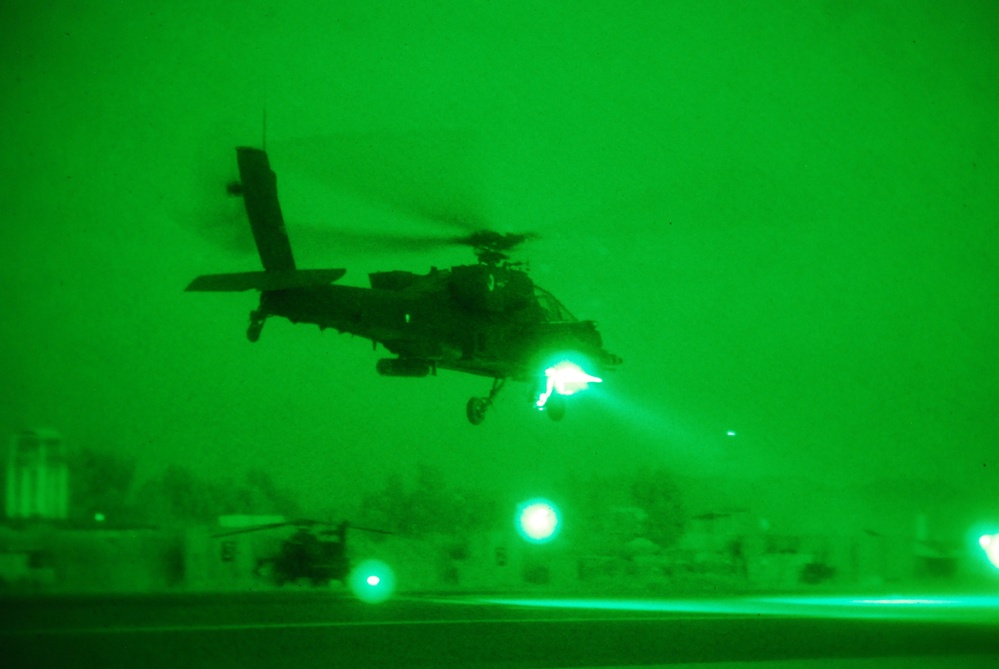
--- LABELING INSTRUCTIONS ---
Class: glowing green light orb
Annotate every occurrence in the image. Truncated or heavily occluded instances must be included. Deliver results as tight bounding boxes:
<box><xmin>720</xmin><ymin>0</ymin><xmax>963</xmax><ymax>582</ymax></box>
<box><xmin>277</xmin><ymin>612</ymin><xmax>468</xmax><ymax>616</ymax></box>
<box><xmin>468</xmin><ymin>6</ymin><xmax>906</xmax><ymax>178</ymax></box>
<box><xmin>349</xmin><ymin>559</ymin><xmax>396</xmax><ymax>603</ymax></box>
<box><xmin>980</xmin><ymin>533</ymin><xmax>999</xmax><ymax>570</ymax></box>
<box><xmin>516</xmin><ymin>499</ymin><xmax>560</xmax><ymax>543</ymax></box>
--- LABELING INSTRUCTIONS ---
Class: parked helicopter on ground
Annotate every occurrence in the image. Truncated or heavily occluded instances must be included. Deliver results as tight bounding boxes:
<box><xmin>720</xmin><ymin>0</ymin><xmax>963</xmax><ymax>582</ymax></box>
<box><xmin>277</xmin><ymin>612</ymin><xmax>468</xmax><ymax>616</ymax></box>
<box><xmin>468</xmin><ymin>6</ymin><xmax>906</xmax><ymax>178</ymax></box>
<box><xmin>213</xmin><ymin>519</ymin><xmax>391</xmax><ymax>586</ymax></box>
<box><xmin>186</xmin><ymin>147</ymin><xmax>621</xmax><ymax>423</ymax></box>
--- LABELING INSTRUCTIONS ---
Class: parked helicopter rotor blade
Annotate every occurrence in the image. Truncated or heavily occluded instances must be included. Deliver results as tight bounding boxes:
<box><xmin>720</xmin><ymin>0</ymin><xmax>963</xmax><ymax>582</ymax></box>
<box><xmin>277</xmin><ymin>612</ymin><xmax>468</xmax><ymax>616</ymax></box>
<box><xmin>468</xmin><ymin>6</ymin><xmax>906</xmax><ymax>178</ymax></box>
<box><xmin>212</xmin><ymin>521</ymin><xmax>293</xmax><ymax>538</ymax></box>
<box><xmin>348</xmin><ymin>524</ymin><xmax>397</xmax><ymax>536</ymax></box>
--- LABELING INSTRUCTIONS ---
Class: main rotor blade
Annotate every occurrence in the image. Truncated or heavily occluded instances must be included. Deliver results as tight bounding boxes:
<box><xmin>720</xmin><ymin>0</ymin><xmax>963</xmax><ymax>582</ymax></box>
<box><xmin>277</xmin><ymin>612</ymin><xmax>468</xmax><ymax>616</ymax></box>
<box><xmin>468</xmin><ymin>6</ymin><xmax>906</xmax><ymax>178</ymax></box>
<box><xmin>288</xmin><ymin>227</ymin><xmax>539</xmax><ymax>258</ymax></box>
<box><xmin>289</xmin><ymin>227</ymin><xmax>472</xmax><ymax>255</ymax></box>
<box><xmin>181</xmin><ymin>129</ymin><xmax>536</xmax><ymax>261</ymax></box>
<box><xmin>274</xmin><ymin>130</ymin><xmax>491</xmax><ymax>233</ymax></box>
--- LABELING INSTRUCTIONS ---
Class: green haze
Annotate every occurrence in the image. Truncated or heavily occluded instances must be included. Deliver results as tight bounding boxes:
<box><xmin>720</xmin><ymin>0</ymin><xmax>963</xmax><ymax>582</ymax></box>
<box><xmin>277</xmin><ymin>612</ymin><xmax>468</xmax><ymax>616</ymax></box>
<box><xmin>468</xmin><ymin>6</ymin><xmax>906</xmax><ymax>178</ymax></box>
<box><xmin>2</xmin><ymin>1</ymin><xmax>997</xmax><ymax>516</ymax></box>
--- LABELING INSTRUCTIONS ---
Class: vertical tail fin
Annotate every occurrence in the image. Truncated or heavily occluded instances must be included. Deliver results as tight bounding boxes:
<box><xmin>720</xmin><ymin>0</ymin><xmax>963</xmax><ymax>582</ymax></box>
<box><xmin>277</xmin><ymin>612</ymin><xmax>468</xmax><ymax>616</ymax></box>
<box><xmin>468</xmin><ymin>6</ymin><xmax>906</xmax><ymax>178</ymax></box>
<box><xmin>235</xmin><ymin>147</ymin><xmax>295</xmax><ymax>271</ymax></box>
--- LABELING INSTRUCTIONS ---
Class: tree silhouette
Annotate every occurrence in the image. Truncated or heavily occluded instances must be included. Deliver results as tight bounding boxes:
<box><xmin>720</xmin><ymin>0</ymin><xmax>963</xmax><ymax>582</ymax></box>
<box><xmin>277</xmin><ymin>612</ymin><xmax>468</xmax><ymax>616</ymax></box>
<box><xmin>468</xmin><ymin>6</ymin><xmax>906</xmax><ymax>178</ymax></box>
<box><xmin>359</xmin><ymin>464</ymin><xmax>499</xmax><ymax>537</ymax></box>
<box><xmin>133</xmin><ymin>465</ymin><xmax>303</xmax><ymax>526</ymax></box>
<box><xmin>630</xmin><ymin>466</ymin><xmax>686</xmax><ymax>549</ymax></box>
<box><xmin>66</xmin><ymin>447</ymin><xmax>138</xmax><ymax>524</ymax></box>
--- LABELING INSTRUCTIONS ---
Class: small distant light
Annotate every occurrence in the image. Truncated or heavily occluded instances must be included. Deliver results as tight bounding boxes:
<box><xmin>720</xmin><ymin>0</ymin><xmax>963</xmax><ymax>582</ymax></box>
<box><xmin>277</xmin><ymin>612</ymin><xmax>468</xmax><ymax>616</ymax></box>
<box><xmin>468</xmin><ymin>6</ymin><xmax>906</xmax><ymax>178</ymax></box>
<box><xmin>727</xmin><ymin>430</ymin><xmax>737</xmax><ymax>437</ymax></box>
<box><xmin>366</xmin><ymin>575</ymin><xmax>380</xmax><ymax>586</ymax></box>
<box><xmin>94</xmin><ymin>512</ymin><xmax>105</xmax><ymax>522</ymax></box>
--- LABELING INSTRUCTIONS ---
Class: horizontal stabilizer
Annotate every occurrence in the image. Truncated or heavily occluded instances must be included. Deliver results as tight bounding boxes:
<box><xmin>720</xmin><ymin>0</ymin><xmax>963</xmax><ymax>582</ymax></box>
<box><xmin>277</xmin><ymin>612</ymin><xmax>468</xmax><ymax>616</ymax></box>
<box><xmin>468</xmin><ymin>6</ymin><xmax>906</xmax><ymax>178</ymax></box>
<box><xmin>186</xmin><ymin>269</ymin><xmax>346</xmax><ymax>292</ymax></box>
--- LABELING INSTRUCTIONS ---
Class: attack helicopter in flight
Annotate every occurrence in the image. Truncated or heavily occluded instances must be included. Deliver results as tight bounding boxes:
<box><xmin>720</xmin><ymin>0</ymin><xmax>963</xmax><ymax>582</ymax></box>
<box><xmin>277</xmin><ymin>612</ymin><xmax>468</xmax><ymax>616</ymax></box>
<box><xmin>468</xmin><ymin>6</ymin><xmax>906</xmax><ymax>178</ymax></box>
<box><xmin>186</xmin><ymin>147</ymin><xmax>621</xmax><ymax>424</ymax></box>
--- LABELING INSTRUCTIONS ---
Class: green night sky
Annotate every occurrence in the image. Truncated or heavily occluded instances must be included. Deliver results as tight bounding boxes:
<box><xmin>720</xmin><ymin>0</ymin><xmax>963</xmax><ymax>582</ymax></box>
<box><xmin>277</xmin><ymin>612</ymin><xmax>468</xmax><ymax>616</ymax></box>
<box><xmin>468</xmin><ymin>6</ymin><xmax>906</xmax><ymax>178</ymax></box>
<box><xmin>2</xmin><ymin>2</ymin><xmax>997</xmax><ymax>515</ymax></box>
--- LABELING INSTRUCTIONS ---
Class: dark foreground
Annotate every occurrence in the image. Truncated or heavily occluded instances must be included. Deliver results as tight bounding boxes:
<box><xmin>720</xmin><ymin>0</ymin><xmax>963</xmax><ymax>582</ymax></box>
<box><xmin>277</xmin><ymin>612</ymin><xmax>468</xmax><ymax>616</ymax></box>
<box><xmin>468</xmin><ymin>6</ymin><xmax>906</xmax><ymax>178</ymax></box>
<box><xmin>2</xmin><ymin>591</ymin><xmax>998</xmax><ymax>668</ymax></box>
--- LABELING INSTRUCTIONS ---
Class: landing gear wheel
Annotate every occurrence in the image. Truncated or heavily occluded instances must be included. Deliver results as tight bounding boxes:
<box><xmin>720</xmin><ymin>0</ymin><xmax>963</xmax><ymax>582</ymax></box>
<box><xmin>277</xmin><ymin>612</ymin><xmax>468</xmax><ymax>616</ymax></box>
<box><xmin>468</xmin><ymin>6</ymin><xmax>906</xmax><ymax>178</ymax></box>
<box><xmin>466</xmin><ymin>397</ymin><xmax>488</xmax><ymax>425</ymax></box>
<box><xmin>545</xmin><ymin>395</ymin><xmax>566</xmax><ymax>422</ymax></box>
<box><xmin>466</xmin><ymin>378</ymin><xmax>506</xmax><ymax>425</ymax></box>
<box><xmin>247</xmin><ymin>309</ymin><xmax>266</xmax><ymax>342</ymax></box>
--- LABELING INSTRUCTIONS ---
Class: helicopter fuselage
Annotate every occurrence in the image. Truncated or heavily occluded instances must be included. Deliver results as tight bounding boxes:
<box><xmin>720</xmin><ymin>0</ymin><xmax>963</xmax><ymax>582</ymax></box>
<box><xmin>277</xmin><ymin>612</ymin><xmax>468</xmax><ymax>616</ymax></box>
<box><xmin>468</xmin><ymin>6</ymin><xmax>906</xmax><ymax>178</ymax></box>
<box><xmin>258</xmin><ymin>264</ymin><xmax>615</xmax><ymax>384</ymax></box>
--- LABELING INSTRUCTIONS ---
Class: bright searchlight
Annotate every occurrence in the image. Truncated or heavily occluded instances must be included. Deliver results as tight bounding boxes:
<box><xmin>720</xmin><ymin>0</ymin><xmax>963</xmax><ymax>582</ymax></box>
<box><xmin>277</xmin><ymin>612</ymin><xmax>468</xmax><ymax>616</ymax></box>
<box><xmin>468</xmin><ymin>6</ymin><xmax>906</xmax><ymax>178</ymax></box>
<box><xmin>536</xmin><ymin>360</ymin><xmax>602</xmax><ymax>408</ymax></box>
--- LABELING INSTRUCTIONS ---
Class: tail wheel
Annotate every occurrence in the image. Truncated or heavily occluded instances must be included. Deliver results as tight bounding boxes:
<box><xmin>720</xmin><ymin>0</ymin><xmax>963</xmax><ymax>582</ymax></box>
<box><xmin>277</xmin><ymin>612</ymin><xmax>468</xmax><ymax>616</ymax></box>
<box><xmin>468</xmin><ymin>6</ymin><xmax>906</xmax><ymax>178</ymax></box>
<box><xmin>466</xmin><ymin>397</ymin><xmax>487</xmax><ymax>425</ymax></box>
<box><xmin>247</xmin><ymin>310</ymin><xmax>266</xmax><ymax>342</ymax></box>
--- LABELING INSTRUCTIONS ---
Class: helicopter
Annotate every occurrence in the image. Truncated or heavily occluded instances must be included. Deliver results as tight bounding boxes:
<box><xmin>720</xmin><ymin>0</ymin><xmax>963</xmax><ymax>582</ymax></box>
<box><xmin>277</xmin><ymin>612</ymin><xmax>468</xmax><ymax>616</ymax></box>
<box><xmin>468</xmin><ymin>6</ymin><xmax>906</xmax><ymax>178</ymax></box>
<box><xmin>186</xmin><ymin>147</ymin><xmax>621</xmax><ymax>424</ymax></box>
<box><xmin>213</xmin><ymin>518</ymin><xmax>391</xmax><ymax>586</ymax></box>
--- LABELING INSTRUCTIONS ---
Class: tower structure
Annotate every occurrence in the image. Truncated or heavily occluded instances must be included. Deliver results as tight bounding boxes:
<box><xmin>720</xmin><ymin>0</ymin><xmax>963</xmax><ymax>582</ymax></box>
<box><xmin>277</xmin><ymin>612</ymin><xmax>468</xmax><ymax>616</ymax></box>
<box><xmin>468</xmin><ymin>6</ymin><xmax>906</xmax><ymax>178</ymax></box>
<box><xmin>5</xmin><ymin>428</ymin><xmax>68</xmax><ymax>520</ymax></box>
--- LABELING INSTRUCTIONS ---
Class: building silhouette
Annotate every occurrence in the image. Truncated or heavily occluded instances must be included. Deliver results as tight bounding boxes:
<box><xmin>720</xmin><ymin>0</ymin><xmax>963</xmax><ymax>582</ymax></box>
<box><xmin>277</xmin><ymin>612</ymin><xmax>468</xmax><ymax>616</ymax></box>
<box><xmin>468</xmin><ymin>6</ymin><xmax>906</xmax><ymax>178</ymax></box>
<box><xmin>5</xmin><ymin>429</ymin><xmax>68</xmax><ymax>521</ymax></box>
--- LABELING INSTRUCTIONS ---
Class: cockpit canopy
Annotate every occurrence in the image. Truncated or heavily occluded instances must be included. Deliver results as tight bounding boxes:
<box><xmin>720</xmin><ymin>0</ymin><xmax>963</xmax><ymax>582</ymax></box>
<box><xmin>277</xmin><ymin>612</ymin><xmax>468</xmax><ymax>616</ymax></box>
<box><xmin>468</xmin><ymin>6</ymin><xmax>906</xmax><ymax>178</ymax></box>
<box><xmin>534</xmin><ymin>286</ymin><xmax>576</xmax><ymax>323</ymax></box>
